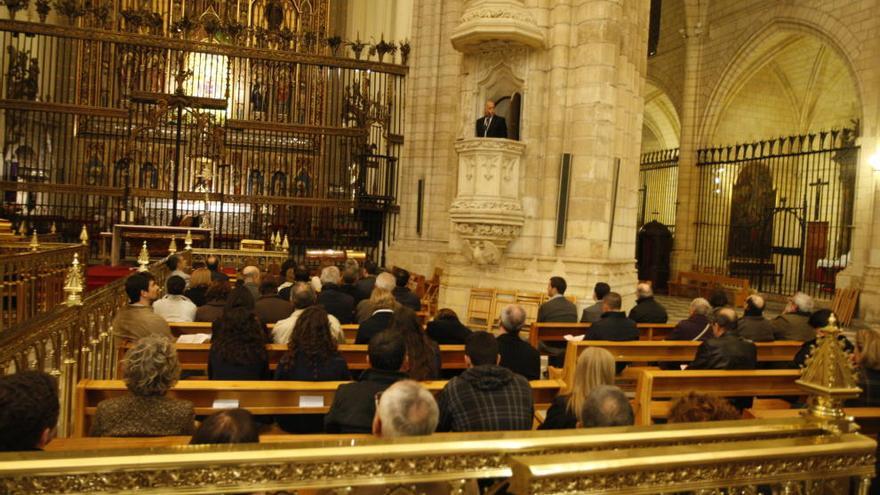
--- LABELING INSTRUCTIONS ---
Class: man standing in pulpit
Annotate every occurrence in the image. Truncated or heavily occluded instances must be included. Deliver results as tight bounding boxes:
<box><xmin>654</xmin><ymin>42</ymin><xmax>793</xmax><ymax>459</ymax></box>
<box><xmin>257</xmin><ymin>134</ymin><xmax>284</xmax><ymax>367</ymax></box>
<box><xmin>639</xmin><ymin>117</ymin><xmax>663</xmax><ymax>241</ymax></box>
<box><xmin>475</xmin><ymin>100</ymin><xmax>507</xmax><ymax>138</ymax></box>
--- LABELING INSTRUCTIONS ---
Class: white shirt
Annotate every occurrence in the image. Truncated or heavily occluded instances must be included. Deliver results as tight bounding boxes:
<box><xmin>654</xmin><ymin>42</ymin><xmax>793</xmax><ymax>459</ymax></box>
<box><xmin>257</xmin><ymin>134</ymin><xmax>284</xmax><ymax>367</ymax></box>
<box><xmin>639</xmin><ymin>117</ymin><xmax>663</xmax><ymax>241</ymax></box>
<box><xmin>272</xmin><ymin>308</ymin><xmax>344</xmax><ymax>345</ymax></box>
<box><xmin>152</xmin><ymin>294</ymin><xmax>197</xmax><ymax>323</ymax></box>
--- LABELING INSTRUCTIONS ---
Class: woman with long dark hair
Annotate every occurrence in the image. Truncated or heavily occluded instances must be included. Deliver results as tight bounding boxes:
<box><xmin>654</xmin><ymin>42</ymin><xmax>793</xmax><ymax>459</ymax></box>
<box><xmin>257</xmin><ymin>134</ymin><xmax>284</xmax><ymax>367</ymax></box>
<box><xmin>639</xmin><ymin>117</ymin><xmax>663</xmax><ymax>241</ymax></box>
<box><xmin>389</xmin><ymin>307</ymin><xmax>439</xmax><ymax>381</ymax></box>
<box><xmin>208</xmin><ymin>306</ymin><xmax>270</xmax><ymax>380</ymax></box>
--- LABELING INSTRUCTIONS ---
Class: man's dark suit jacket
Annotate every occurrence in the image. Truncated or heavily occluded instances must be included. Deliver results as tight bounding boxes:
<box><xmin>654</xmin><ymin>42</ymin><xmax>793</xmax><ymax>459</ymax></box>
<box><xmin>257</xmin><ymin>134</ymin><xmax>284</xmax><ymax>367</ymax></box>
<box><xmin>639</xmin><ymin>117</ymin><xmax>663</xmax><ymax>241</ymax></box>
<box><xmin>354</xmin><ymin>275</ymin><xmax>376</xmax><ymax>305</ymax></box>
<box><xmin>497</xmin><ymin>332</ymin><xmax>541</xmax><ymax>380</ymax></box>
<box><xmin>580</xmin><ymin>302</ymin><xmax>603</xmax><ymax>323</ymax></box>
<box><xmin>392</xmin><ymin>286</ymin><xmax>422</xmax><ymax>312</ymax></box>
<box><xmin>355</xmin><ymin>310</ymin><xmax>394</xmax><ymax>345</ymax></box>
<box><xmin>426</xmin><ymin>318</ymin><xmax>473</xmax><ymax>345</ymax></box>
<box><xmin>324</xmin><ymin>368</ymin><xmax>408</xmax><ymax>433</ymax></box>
<box><xmin>689</xmin><ymin>333</ymin><xmax>757</xmax><ymax>370</ymax></box>
<box><xmin>587</xmin><ymin>312</ymin><xmax>639</xmax><ymax>341</ymax></box>
<box><xmin>537</xmin><ymin>296</ymin><xmax>578</xmax><ymax>323</ymax></box>
<box><xmin>475</xmin><ymin>115</ymin><xmax>508</xmax><ymax>138</ymax></box>
<box><xmin>628</xmin><ymin>297</ymin><xmax>668</xmax><ymax>323</ymax></box>
<box><xmin>317</xmin><ymin>283</ymin><xmax>355</xmax><ymax>324</ymax></box>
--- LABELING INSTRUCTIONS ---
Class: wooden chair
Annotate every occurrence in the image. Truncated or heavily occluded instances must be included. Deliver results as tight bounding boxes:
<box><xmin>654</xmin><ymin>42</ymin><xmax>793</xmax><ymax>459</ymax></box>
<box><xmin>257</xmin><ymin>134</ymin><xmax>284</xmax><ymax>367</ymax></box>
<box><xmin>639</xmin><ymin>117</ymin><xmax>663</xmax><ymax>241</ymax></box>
<box><xmin>831</xmin><ymin>287</ymin><xmax>860</xmax><ymax>327</ymax></box>
<box><xmin>515</xmin><ymin>291</ymin><xmax>544</xmax><ymax>325</ymax></box>
<box><xmin>466</xmin><ymin>288</ymin><xmax>496</xmax><ymax>331</ymax></box>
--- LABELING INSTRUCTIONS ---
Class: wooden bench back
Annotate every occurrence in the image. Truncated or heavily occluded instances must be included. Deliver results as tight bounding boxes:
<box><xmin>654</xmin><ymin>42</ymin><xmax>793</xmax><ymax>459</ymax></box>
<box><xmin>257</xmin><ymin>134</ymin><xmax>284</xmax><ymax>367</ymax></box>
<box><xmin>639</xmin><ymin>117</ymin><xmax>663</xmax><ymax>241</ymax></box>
<box><xmin>529</xmin><ymin>322</ymin><xmax>675</xmax><ymax>348</ymax></box>
<box><xmin>46</xmin><ymin>433</ymin><xmax>373</xmax><ymax>451</ymax></box>
<box><xmin>170</xmin><ymin>323</ymin><xmax>402</xmax><ymax>344</ymax></box>
<box><xmin>74</xmin><ymin>379</ymin><xmax>565</xmax><ymax>437</ymax></box>
<box><xmin>669</xmin><ymin>271</ymin><xmax>751</xmax><ymax>306</ymax></box>
<box><xmin>632</xmin><ymin>369</ymin><xmax>802</xmax><ymax>425</ymax></box>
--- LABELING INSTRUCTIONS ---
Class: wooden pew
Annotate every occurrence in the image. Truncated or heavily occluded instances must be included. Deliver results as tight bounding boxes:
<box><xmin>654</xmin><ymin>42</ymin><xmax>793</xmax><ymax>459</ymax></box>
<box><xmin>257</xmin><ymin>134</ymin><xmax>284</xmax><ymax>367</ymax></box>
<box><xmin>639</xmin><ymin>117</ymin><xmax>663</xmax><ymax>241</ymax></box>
<box><xmin>528</xmin><ymin>322</ymin><xmax>676</xmax><ymax>348</ymax></box>
<box><xmin>341</xmin><ymin>324</ymin><xmax>358</xmax><ymax>342</ymax></box>
<box><xmin>46</xmin><ymin>433</ymin><xmax>372</xmax><ymax>451</ymax></box>
<box><xmin>632</xmin><ymin>369</ymin><xmax>802</xmax><ymax>426</ymax></box>
<box><xmin>744</xmin><ymin>408</ymin><xmax>880</xmax><ymax>436</ymax></box>
<box><xmin>668</xmin><ymin>271</ymin><xmax>750</xmax><ymax>307</ymax></box>
<box><xmin>117</xmin><ymin>343</ymin><xmax>468</xmax><ymax>375</ymax></box>
<box><xmin>561</xmin><ymin>340</ymin><xmax>803</xmax><ymax>387</ymax></box>
<box><xmin>172</xmin><ymin>323</ymin><xmax>395</xmax><ymax>344</ymax></box>
<box><xmin>74</xmin><ymin>379</ymin><xmax>565</xmax><ymax>437</ymax></box>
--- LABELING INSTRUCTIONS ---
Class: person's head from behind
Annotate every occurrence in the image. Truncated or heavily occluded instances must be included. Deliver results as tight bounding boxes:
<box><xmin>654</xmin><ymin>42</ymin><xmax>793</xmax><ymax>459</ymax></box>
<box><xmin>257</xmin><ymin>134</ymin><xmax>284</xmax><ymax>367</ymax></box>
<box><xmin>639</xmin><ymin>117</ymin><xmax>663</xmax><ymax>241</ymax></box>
<box><xmin>373</xmin><ymin>380</ymin><xmax>439</xmax><ymax>438</ymax></box>
<box><xmin>500</xmin><ymin>304</ymin><xmax>527</xmax><ymax>335</ymax></box>
<box><xmin>579</xmin><ymin>385</ymin><xmax>634</xmax><ymax>428</ymax></box>
<box><xmin>394</xmin><ymin>268</ymin><xmax>410</xmax><ymax>289</ymax></box>
<box><xmin>708</xmin><ymin>289</ymin><xmax>728</xmax><ymax>308</ymax></box>
<box><xmin>190</xmin><ymin>268</ymin><xmax>212</xmax><ymax>288</ymax></box>
<box><xmin>166</xmin><ymin>275</ymin><xmax>186</xmax><ymax>296</ymax></box>
<box><xmin>363</xmin><ymin>260</ymin><xmax>379</xmax><ymax>277</ymax></box>
<box><xmin>190</xmin><ymin>409</ymin><xmax>259</xmax><ymax>445</ymax></box>
<box><xmin>465</xmin><ymin>331</ymin><xmax>499</xmax><ymax>367</ymax></box>
<box><xmin>294</xmin><ymin>264</ymin><xmax>310</xmax><ymax>282</ymax></box>
<box><xmin>568</xmin><ymin>348</ymin><xmax>616</xmax><ymax>424</ymax></box>
<box><xmin>369</xmin><ymin>289</ymin><xmax>397</xmax><ymax>311</ymax></box>
<box><xmin>689</xmin><ymin>298</ymin><xmax>711</xmax><ymax>318</ymax></box>
<box><xmin>320</xmin><ymin>265</ymin><xmax>341</xmax><ymax>286</ymax></box>
<box><xmin>858</xmin><ymin>330</ymin><xmax>880</xmax><ymax>371</ymax></box>
<box><xmin>205</xmin><ymin>280</ymin><xmax>231</xmax><ymax>303</ymax></box>
<box><xmin>808</xmin><ymin>308</ymin><xmax>836</xmax><ymax>331</ymax></box>
<box><xmin>548</xmin><ymin>276</ymin><xmax>567</xmax><ymax>297</ymax></box>
<box><xmin>225</xmin><ymin>286</ymin><xmax>255</xmax><ymax>313</ymax></box>
<box><xmin>289</xmin><ymin>306</ymin><xmax>336</xmax><ymax>361</ymax></box>
<box><xmin>125</xmin><ymin>272</ymin><xmax>159</xmax><ymax>305</ymax></box>
<box><xmin>435</xmin><ymin>308</ymin><xmax>460</xmax><ymax>322</ymax></box>
<box><xmin>0</xmin><ymin>371</ymin><xmax>59</xmax><ymax>451</ymax></box>
<box><xmin>711</xmin><ymin>307</ymin><xmax>737</xmax><ymax>338</ymax></box>
<box><xmin>636</xmin><ymin>283</ymin><xmax>653</xmax><ymax>299</ymax></box>
<box><xmin>668</xmin><ymin>392</ymin><xmax>740</xmax><ymax>423</ymax></box>
<box><xmin>342</xmin><ymin>266</ymin><xmax>359</xmax><ymax>285</ymax></box>
<box><xmin>166</xmin><ymin>254</ymin><xmax>181</xmax><ymax>272</ymax></box>
<box><xmin>206</xmin><ymin>254</ymin><xmax>221</xmax><ymax>272</ymax></box>
<box><xmin>593</xmin><ymin>282</ymin><xmax>610</xmax><ymax>302</ymax></box>
<box><xmin>745</xmin><ymin>294</ymin><xmax>765</xmax><ymax>314</ymax></box>
<box><xmin>601</xmin><ymin>292</ymin><xmax>622</xmax><ymax>313</ymax></box>
<box><xmin>787</xmin><ymin>292</ymin><xmax>814</xmax><ymax>314</ymax></box>
<box><xmin>368</xmin><ymin>330</ymin><xmax>406</xmax><ymax>372</ymax></box>
<box><xmin>291</xmin><ymin>282</ymin><xmax>317</xmax><ymax>309</ymax></box>
<box><xmin>242</xmin><ymin>265</ymin><xmax>260</xmax><ymax>285</ymax></box>
<box><xmin>375</xmin><ymin>272</ymin><xmax>396</xmax><ymax>292</ymax></box>
<box><xmin>123</xmin><ymin>335</ymin><xmax>180</xmax><ymax>397</ymax></box>
<box><xmin>389</xmin><ymin>306</ymin><xmax>422</xmax><ymax>336</ymax></box>
<box><xmin>260</xmin><ymin>279</ymin><xmax>279</xmax><ymax>296</ymax></box>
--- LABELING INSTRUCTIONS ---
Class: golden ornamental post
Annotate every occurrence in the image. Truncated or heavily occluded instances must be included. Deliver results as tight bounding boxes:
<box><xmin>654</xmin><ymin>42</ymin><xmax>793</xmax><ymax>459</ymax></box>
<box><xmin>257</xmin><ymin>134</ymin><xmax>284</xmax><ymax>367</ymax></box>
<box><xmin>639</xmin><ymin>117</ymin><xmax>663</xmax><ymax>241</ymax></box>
<box><xmin>79</xmin><ymin>225</ymin><xmax>89</xmax><ymax>246</ymax></box>
<box><xmin>137</xmin><ymin>241</ymin><xmax>150</xmax><ymax>272</ymax></box>
<box><xmin>168</xmin><ymin>234</ymin><xmax>177</xmax><ymax>254</ymax></box>
<box><xmin>184</xmin><ymin>230</ymin><xmax>193</xmax><ymax>250</ymax></box>
<box><xmin>282</xmin><ymin>234</ymin><xmax>290</xmax><ymax>251</ymax></box>
<box><xmin>63</xmin><ymin>253</ymin><xmax>84</xmax><ymax>306</ymax></box>
<box><xmin>50</xmin><ymin>221</ymin><xmax>56</xmax><ymax>234</ymax></box>
<box><xmin>29</xmin><ymin>229</ymin><xmax>39</xmax><ymax>251</ymax></box>
<box><xmin>18</xmin><ymin>220</ymin><xmax>26</xmax><ymax>237</ymax></box>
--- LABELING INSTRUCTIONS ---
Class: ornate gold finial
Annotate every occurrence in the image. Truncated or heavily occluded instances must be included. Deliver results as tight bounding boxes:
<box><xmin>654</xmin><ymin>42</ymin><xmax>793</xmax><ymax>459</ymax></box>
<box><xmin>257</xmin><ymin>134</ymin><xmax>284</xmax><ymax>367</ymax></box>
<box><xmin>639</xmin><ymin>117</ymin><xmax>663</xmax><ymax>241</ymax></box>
<box><xmin>184</xmin><ymin>230</ymin><xmax>193</xmax><ymax>250</ymax></box>
<box><xmin>18</xmin><ymin>221</ymin><xmax>26</xmax><ymax>237</ymax></box>
<box><xmin>796</xmin><ymin>313</ymin><xmax>861</xmax><ymax>425</ymax></box>
<box><xmin>137</xmin><ymin>241</ymin><xmax>150</xmax><ymax>272</ymax></box>
<box><xmin>29</xmin><ymin>229</ymin><xmax>39</xmax><ymax>251</ymax></box>
<box><xmin>274</xmin><ymin>231</ymin><xmax>281</xmax><ymax>250</ymax></box>
<box><xmin>168</xmin><ymin>235</ymin><xmax>177</xmax><ymax>254</ymax></box>
<box><xmin>50</xmin><ymin>221</ymin><xmax>56</xmax><ymax>234</ymax></box>
<box><xmin>64</xmin><ymin>253</ymin><xmax>84</xmax><ymax>306</ymax></box>
<box><xmin>79</xmin><ymin>225</ymin><xmax>89</xmax><ymax>246</ymax></box>
<box><xmin>282</xmin><ymin>234</ymin><xmax>289</xmax><ymax>251</ymax></box>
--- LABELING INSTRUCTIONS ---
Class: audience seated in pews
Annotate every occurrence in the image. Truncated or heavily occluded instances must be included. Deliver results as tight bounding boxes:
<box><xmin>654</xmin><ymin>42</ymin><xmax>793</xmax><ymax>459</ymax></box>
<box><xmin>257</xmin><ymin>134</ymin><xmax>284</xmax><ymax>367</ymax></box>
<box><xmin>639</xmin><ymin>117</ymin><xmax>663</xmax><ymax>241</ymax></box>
<box><xmin>195</xmin><ymin>281</ymin><xmax>231</xmax><ymax>323</ymax></box>
<box><xmin>580</xmin><ymin>385</ymin><xmax>634</xmax><ymax>428</ymax></box>
<box><xmin>628</xmin><ymin>283</ymin><xmax>668</xmax><ymax>323</ymax></box>
<box><xmin>390</xmin><ymin>307</ymin><xmax>440</xmax><ymax>381</ymax></box>
<box><xmin>793</xmin><ymin>309</ymin><xmax>854</xmax><ymax>368</ymax></box>
<box><xmin>392</xmin><ymin>268</ymin><xmax>421</xmax><ymax>312</ymax></box>
<box><xmin>357</xmin><ymin>272</ymin><xmax>398</xmax><ymax>323</ymax></box>
<box><xmin>206</xmin><ymin>254</ymin><xmax>229</xmax><ymax>283</ymax></box>
<box><xmin>254</xmin><ymin>279</ymin><xmax>294</xmax><ymax>325</ymax></box>
<box><xmin>341</xmin><ymin>264</ymin><xmax>360</xmax><ymax>301</ymax></box>
<box><xmin>667</xmin><ymin>298</ymin><xmax>712</xmax><ymax>341</ymax></box>
<box><xmin>539</xmin><ymin>347</ymin><xmax>615</xmax><ymax>430</ymax></box>
<box><xmin>241</xmin><ymin>266</ymin><xmax>262</xmax><ymax>302</ymax></box>
<box><xmin>91</xmin><ymin>336</ymin><xmax>195</xmax><ymax>437</ymax></box>
<box><xmin>354</xmin><ymin>260</ymin><xmax>379</xmax><ymax>306</ymax></box>
<box><xmin>325</xmin><ymin>331</ymin><xmax>409</xmax><ymax>433</ymax></box>
<box><xmin>436</xmin><ymin>332</ymin><xmax>533</xmax><ymax>432</ymax></box>
<box><xmin>736</xmin><ymin>295</ymin><xmax>775</xmax><ymax>342</ymax></box>
<box><xmin>538</xmin><ymin>276</ymin><xmax>578</xmax><ymax>323</ymax></box>
<box><xmin>851</xmin><ymin>329</ymin><xmax>880</xmax><ymax>407</ymax></box>
<box><xmin>356</xmin><ymin>289</ymin><xmax>396</xmax><ymax>345</ymax></box>
<box><xmin>185</xmin><ymin>268</ymin><xmax>212</xmax><ymax>307</ymax></box>
<box><xmin>0</xmin><ymin>371</ymin><xmax>59</xmax><ymax>451</ymax></box>
<box><xmin>667</xmin><ymin>392</ymin><xmax>740</xmax><ymax>423</ymax></box>
<box><xmin>689</xmin><ymin>308</ymin><xmax>757</xmax><ymax>371</ymax></box>
<box><xmin>166</xmin><ymin>254</ymin><xmax>190</xmax><ymax>285</ymax></box>
<box><xmin>587</xmin><ymin>292</ymin><xmax>638</xmax><ymax>341</ymax></box>
<box><xmin>153</xmin><ymin>275</ymin><xmax>197</xmax><ymax>323</ymax></box>
<box><xmin>426</xmin><ymin>308</ymin><xmax>473</xmax><ymax>345</ymax></box>
<box><xmin>190</xmin><ymin>408</ymin><xmax>260</xmax><ymax>445</ymax></box>
<box><xmin>113</xmin><ymin>272</ymin><xmax>172</xmax><ymax>342</ymax></box>
<box><xmin>318</xmin><ymin>266</ymin><xmax>356</xmax><ymax>324</ymax></box>
<box><xmin>274</xmin><ymin>283</ymin><xmax>344</xmax><ymax>345</ymax></box>
<box><xmin>772</xmin><ymin>292</ymin><xmax>815</xmax><ymax>341</ymax></box>
<box><xmin>275</xmin><ymin>306</ymin><xmax>351</xmax><ymax>434</ymax></box>
<box><xmin>580</xmin><ymin>282</ymin><xmax>610</xmax><ymax>323</ymax></box>
<box><xmin>208</xmin><ymin>305</ymin><xmax>270</xmax><ymax>380</ymax></box>
<box><xmin>496</xmin><ymin>304</ymin><xmax>540</xmax><ymax>380</ymax></box>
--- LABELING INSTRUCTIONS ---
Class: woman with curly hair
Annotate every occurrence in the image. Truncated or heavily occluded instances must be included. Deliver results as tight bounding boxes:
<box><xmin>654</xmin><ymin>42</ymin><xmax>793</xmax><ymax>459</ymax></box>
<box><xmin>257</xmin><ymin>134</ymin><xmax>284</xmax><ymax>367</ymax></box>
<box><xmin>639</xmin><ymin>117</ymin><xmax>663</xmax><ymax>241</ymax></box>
<box><xmin>668</xmin><ymin>392</ymin><xmax>740</xmax><ymax>423</ymax></box>
<box><xmin>539</xmin><ymin>347</ymin><xmax>615</xmax><ymax>430</ymax></box>
<box><xmin>389</xmin><ymin>307</ymin><xmax>439</xmax><ymax>381</ymax></box>
<box><xmin>275</xmin><ymin>306</ymin><xmax>350</xmax><ymax>433</ymax></box>
<box><xmin>208</xmin><ymin>305</ymin><xmax>270</xmax><ymax>380</ymax></box>
<box><xmin>90</xmin><ymin>336</ymin><xmax>194</xmax><ymax>437</ymax></box>
<box><xmin>211</xmin><ymin>286</ymin><xmax>268</xmax><ymax>342</ymax></box>
<box><xmin>195</xmin><ymin>281</ymin><xmax>231</xmax><ymax>323</ymax></box>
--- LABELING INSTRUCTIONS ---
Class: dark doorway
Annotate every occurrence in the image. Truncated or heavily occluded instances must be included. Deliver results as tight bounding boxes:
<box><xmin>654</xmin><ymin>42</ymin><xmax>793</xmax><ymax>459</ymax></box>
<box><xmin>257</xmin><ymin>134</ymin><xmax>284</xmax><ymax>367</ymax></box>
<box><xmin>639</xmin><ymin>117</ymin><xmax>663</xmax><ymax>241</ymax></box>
<box><xmin>637</xmin><ymin>220</ymin><xmax>673</xmax><ymax>291</ymax></box>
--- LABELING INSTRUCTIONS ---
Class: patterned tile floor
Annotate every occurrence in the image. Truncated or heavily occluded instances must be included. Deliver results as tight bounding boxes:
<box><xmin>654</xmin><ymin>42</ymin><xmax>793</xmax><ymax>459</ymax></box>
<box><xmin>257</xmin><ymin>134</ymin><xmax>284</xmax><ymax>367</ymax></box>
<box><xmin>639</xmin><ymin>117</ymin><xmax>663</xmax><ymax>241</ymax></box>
<box><xmin>653</xmin><ymin>295</ymin><xmax>783</xmax><ymax>323</ymax></box>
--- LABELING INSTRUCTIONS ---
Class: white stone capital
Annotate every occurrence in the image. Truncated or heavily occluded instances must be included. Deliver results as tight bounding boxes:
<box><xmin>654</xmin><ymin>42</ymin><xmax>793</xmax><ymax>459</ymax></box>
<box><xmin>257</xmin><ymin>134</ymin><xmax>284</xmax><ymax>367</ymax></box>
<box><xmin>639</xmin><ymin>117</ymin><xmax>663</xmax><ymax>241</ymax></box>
<box><xmin>450</xmin><ymin>1</ymin><xmax>545</xmax><ymax>54</ymax></box>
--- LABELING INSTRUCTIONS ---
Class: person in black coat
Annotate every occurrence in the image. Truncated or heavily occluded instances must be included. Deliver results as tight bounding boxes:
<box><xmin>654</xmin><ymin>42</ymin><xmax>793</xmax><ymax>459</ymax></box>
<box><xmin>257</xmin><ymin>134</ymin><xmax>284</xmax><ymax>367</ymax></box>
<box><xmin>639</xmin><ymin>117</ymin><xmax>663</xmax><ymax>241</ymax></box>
<box><xmin>475</xmin><ymin>100</ymin><xmax>507</xmax><ymax>138</ymax></box>
<box><xmin>628</xmin><ymin>283</ymin><xmax>668</xmax><ymax>323</ymax></box>
<box><xmin>317</xmin><ymin>266</ymin><xmax>355</xmax><ymax>324</ymax></box>
<box><xmin>587</xmin><ymin>292</ymin><xmax>639</xmax><ymax>341</ymax></box>
<box><xmin>496</xmin><ymin>304</ymin><xmax>541</xmax><ymax>380</ymax></box>
<box><xmin>391</xmin><ymin>268</ymin><xmax>421</xmax><ymax>311</ymax></box>
<box><xmin>426</xmin><ymin>309</ymin><xmax>473</xmax><ymax>345</ymax></box>
<box><xmin>689</xmin><ymin>308</ymin><xmax>757</xmax><ymax>371</ymax></box>
<box><xmin>356</xmin><ymin>291</ymin><xmax>397</xmax><ymax>345</ymax></box>
<box><xmin>354</xmin><ymin>260</ymin><xmax>379</xmax><ymax>305</ymax></box>
<box><xmin>325</xmin><ymin>330</ymin><xmax>409</xmax><ymax>433</ymax></box>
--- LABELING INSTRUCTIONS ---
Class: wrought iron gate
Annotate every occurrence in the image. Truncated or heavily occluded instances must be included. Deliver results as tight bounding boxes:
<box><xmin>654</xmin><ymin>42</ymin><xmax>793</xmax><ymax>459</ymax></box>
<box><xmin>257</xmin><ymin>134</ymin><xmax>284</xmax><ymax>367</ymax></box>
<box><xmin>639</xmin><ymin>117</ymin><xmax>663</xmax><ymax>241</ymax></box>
<box><xmin>638</xmin><ymin>148</ymin><xmax>679</xmax><ymax>234</ymax></box>
<box><xmin>695</xmin><ymin>129</ymin><xmax>858</xmax><ymax>299</ymax></box>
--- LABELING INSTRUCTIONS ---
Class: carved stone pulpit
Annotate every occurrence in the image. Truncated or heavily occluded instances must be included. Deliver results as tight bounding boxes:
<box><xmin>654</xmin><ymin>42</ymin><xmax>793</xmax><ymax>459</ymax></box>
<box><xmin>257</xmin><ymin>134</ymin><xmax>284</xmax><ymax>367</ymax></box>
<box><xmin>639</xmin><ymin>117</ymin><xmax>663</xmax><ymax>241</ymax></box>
<box><xmin>450</xmin><ymin>138</ymin><xmax>525</xmax><ymax>265</ymax></box>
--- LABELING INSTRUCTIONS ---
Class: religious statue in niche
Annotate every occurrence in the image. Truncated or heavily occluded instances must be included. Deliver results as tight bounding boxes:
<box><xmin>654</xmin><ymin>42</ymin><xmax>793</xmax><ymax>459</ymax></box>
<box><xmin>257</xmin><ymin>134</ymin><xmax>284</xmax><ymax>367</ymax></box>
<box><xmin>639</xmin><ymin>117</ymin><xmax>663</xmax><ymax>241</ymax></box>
<box><xmin>84</xmin><ymin>143</ymin><xmax>105</xmax><ymax>186</ymax></box>
<box><xmin>274</xmin><ymin>69</ymin><xmax>291</xmax><ymax>121</ymax></box>
<box><xmin>727</xmin><ymin>162</ymin><xmax>775</xmax><ymax>261</ymax></box>
<box><xmin>264</xmin><ymin>0</ymin><xmax>284</xmax><ymax>31</ymax></box>
<box><xmin>270</xmin><ymin>170</ymin><xmax>287</xmax><ymax>196</ymax></box>
<box><xmin>5</xmin><ymin>46</ymin><xmax>39</xmax><ymax>100</ymax></box>
<box><xmin>146</xmin><ymin>50</ymin><xmax>166</xmax><ymax>93</ymax></box>
<box><xmin>294</xmin><ymin>156</ymin><xmax>312</xmax><ymax>196</ymax></box>
<box><xmin>251</xmin><ymin>64</ymin><xmax>269</xmax><ymax>118</ymax></box>
<box><xmin>248</xmin><ymin>169</ymin><xmax>264</xmax><ymax>195</ymax></box>
<box><xmin>139</xmin><ymin>162</ymin><xmax>158</xmax><ymax>189</ymax></box>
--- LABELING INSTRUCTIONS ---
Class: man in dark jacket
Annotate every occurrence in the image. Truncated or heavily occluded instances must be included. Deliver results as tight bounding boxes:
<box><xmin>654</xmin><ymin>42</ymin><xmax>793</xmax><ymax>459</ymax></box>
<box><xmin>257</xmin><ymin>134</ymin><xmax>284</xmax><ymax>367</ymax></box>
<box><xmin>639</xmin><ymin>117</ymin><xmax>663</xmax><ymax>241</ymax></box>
<box><xmin>587</xmin><ymin>292</ymin><xmax>639</xmax><ymax>341</ymax></box>
<box><xmin>426</xmin><ymin>309</ymin><xmax>472</xmax><ymax>345</ymax></box>
<box><xmin>689</xmin><ymin>308</ymin><xmax>757</xmax><ymax>370</ymax></box>
<box><xmin>628</xmin><ymin>283</ymin><xmax>668</xmax><ymax>323</ymax></box>
<box><xmin>496</xmin><ymin>304</ymin><xmax>540</xmax><ymax>380</ymax></box>
<box><xmin>436</xmin><ymin>332</ymin><xmax>533</xmax><ymax>432</ymax></box>
<box><xmin>325</xmin><ymin>331</ymin><xmax>408</xmax><ymax>433</ymax></box>
<box><xmin>580</xmin><ymin>282</ymin><xmax>610</xmax><ymax>323</ymax></box>
<box><xmin>354</xmin><ymin>260</ymin><xmax>379</xmax><ymax>305</ymax></box>
<box><xmin>254</xmin><ymin>280</ymin><xmax>294</xmax><ymax>325</ymax></box>
<box><xmin>667</xmin><ymin>298</ymin><xmax>712</xmax><ymax>341</ymax></box>
<box><xmin>737</xmin><ymin>295</ymin><xmax>775</xmax><ymax>342</ymax></box>
<box><xmin>392</xmin><ymin>268</ymin><xmax>421</xmax><ymax>311</ymax></box>
<box><xmin>317</xmin><ymin>266</ymin><xmax>355</xmax><ymax>324</ymax></box>
<box><xmin>355</xmin><ymin>295</ymin><xmax>396</xmax><ymax>345</ymax></box>
<box><xmin>537</xmin><ymin>276</ymin><xmax>578</xmax><ymax>323</ymax></box>
<box><xmin>206</xmin><ymin>255</ymin><xmax>229</xmax><ymax>283</ymax></box>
